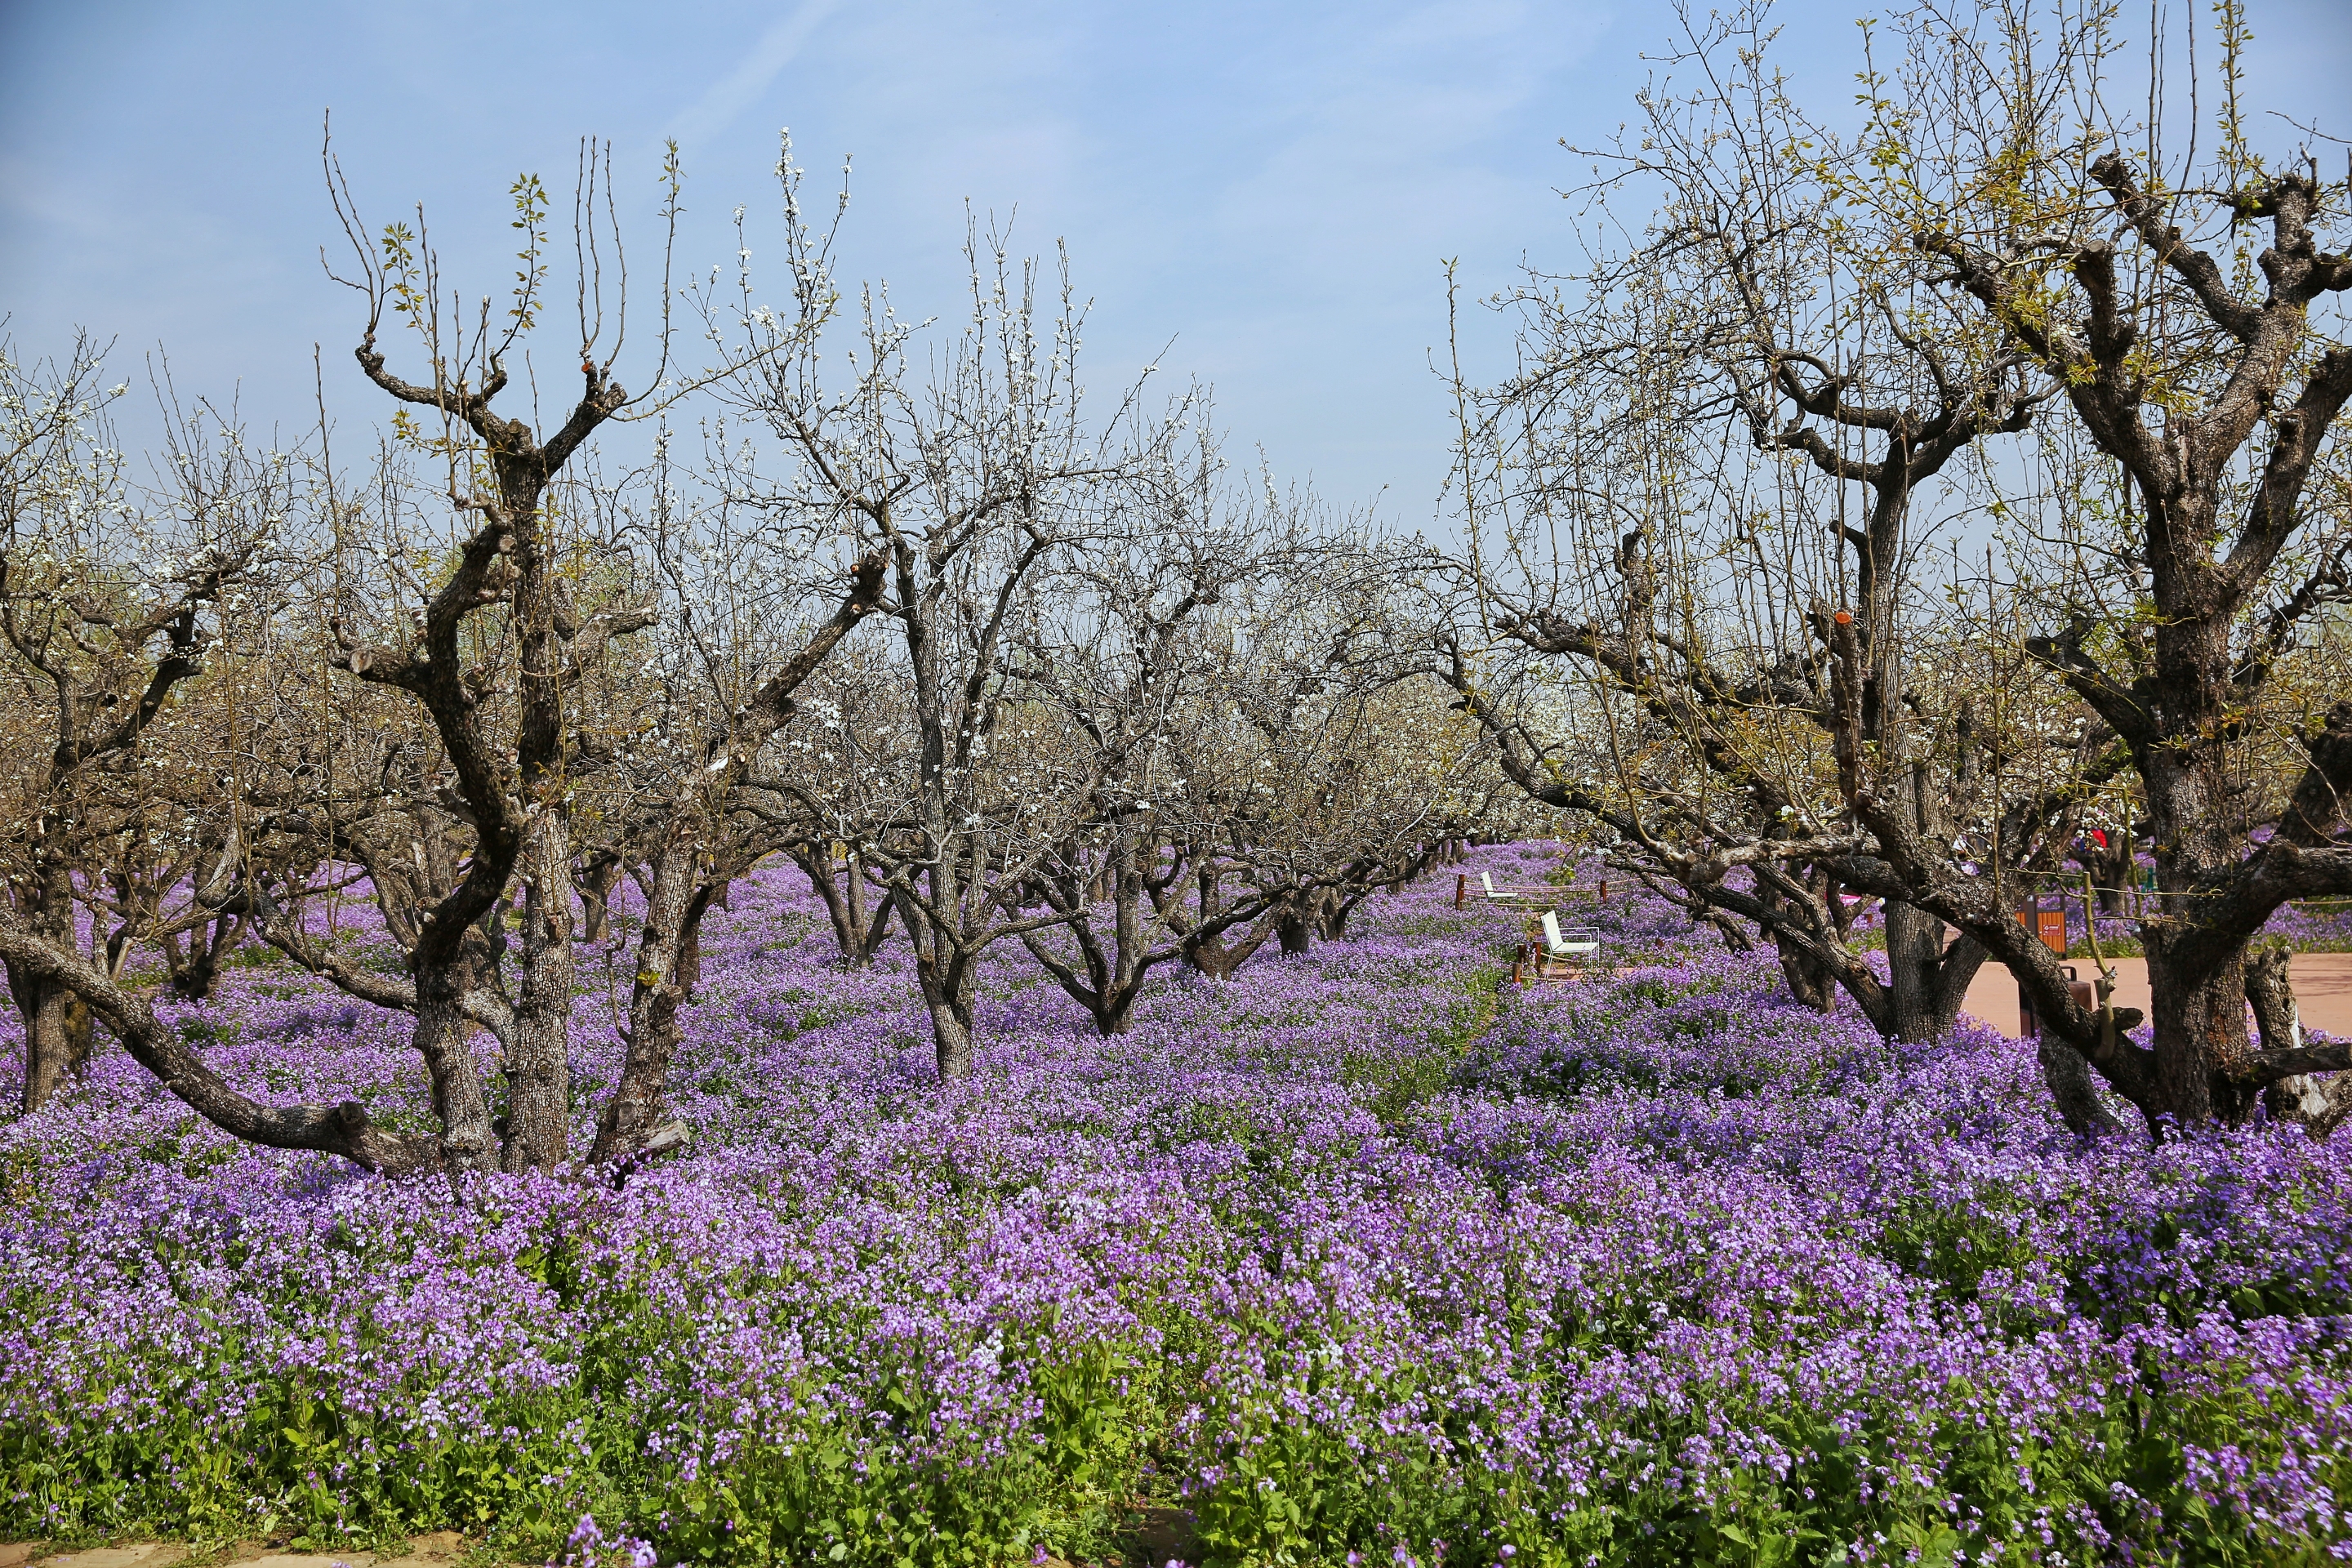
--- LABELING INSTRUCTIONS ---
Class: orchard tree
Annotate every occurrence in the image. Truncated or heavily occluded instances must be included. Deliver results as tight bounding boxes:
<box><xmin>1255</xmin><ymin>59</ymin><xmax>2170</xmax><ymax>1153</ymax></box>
<box><xmin>1213</xmin><ymin>537</ymin><xmax>1498</xmax><ymax>960</ymax></box>
<box><xmin>580</xmin><ymin>425</ymin><xmax>887</xmax><ymax>1163</ymax></box>
<box><xmin>1432</xmin><ymin>0</ymin><xmax>2069</xmax><ymax>1049</ymax></box>
<box><xmin>0</xmin><ymin>337</ymin><xmax>274</xmax><ymax>1111</ymax></box>
<box><xmin>2</xmin><ymin>133</ymin><xmax>874</xmax><ymax>1177</ymax></box>
<box><xmin>730</xmin><ymin>203</ymin><xmax>1193</xmax><ymax>1078</ymax></box>
<box><xmin>1900</xmin><ymin>26</ymin><xmax>2352</xmax><ymax>1126</ymax></box>
<box><xmin>1001</xmin><ymin>434</ymin><xmax>1277</xmax><ymax>1031</ymax></box>
<box><xmin>1441</xmin><ymin>0</ymin><xmax>2352</xmax><ymax>1135</ymax></box>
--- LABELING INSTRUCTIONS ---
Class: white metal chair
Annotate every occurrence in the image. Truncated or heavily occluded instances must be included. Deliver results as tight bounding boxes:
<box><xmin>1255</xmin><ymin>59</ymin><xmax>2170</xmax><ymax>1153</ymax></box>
<box><xmin>1538</xmin><ymin>911</ymin><xmax>1601</xmax><ymax>979</ymax></box>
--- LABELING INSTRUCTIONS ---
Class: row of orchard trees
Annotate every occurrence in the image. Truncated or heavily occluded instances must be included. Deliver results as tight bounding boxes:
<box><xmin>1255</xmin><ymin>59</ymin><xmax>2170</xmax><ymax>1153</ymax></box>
<box><xmin>1432</xmin><ymin>0</ymin><xmax>2352</xmax><ymax>1137</ymax></box>
<box><xmin>15</xmin><ymin>0</ymin><xmax>2345</xmax><ymax>1164</ymax></box>
<box><xmin>0</xmin><ymin>141</ymin><xmax>1512</xmax><ymax>1176</ymax></box>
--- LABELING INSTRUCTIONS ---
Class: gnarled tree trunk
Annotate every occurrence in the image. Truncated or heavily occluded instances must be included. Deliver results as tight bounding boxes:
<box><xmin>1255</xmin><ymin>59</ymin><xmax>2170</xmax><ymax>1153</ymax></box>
<box><xmin>9</xmin><ymin>864</ymin><xmax>88</xmax><ymax>1111</ymax></box>
<box><xmin>589</xmin><ymin>836</ymin><xmax>710</xmax><ymax>1165</ymax></box>
<box><xmin>1885</xmin><ymin>902</ymin><xmax>1984</xmax><ymax>1043</ymax></box>
<box><xmin>503</xmin><ymin>816</ymin><xmax>577</xmax><ymax>1173</ymax></box>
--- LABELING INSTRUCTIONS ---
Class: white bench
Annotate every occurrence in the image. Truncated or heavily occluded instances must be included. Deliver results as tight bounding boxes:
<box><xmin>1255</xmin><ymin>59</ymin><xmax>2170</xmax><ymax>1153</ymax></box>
<box><xmin>1538</xmin><ymin>911</ymin><xmax>1601</xmax><ymax>979</ymax></box>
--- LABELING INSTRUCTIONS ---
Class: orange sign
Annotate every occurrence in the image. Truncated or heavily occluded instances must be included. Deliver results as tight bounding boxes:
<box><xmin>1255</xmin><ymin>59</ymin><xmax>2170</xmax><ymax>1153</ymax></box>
<box><xmin>2016</xmin><ymin>907</ymin><xmax>2067</xmax><ymax>953</ymax></box>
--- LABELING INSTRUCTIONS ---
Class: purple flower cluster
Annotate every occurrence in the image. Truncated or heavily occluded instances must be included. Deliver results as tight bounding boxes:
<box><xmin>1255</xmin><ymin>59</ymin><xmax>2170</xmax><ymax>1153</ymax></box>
<box><xmin>2</xmin><ymin>843</ymin><xmax>2348</xmax><ymax>1566</ymax></box>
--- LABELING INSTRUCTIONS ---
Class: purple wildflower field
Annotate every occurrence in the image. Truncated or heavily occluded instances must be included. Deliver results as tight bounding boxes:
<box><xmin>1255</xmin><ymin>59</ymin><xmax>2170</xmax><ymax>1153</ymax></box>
<box><xmin>3</xmin><ymin>846</ymin><xmax>2350</xmax><ymax>1567</ymax></box>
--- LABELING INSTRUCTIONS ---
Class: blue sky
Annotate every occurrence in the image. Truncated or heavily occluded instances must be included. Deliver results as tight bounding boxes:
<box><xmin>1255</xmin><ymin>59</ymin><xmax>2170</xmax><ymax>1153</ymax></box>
<box><xmin>2</xmin><ymin>0</ymin><xmax>2346</xmax><ymax>523</ymax></box>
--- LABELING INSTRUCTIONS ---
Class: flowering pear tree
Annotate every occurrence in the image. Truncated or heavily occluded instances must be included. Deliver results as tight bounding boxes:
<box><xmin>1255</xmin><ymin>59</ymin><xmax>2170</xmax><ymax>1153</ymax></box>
<box><xmin>998</xmin><ymin>437</ymin><xmax>1274</xmax><ymax>1031</ymax></box>
<box><xmin>729</xmin><ymin>198</ymin><xmax>1191</xmax><ymax>1077</ymax></box>
<box><xmin>0</xmin><ymin>336</ymin><xmax>279</xmax><ymax>1112</ymax></box>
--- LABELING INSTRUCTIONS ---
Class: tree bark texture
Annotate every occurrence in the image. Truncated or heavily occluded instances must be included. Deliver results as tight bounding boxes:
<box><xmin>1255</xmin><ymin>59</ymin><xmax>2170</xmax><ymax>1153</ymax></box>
<box><xmin>589</xmin><ymin>838</ymin><xmax>706</xmax><ymax>1165</ymax></box>
<box><xmin>503</xmin><ymin>816</ymin><xmax>577</xmax><ymax>1172</ymax></box>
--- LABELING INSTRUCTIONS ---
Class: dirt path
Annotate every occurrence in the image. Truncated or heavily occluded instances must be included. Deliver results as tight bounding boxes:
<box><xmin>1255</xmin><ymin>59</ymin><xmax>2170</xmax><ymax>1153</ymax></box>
<box><xmin>1960</xmin><ymin>951</ymin><xmax>2352</xmax><ymax>1039</ymax></box>
<box><xmin>0</xmin><ymin>1536</ymin><xmax>479</xmax><ymax>1568</ymax></box>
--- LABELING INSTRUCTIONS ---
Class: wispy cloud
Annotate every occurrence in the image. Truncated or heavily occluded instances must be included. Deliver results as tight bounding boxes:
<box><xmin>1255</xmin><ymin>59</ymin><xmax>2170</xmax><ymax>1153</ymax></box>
<box><xmin>666</xmin><ymin>0</ymin><xmax>843</xmax><ymax>150</ymax></box>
